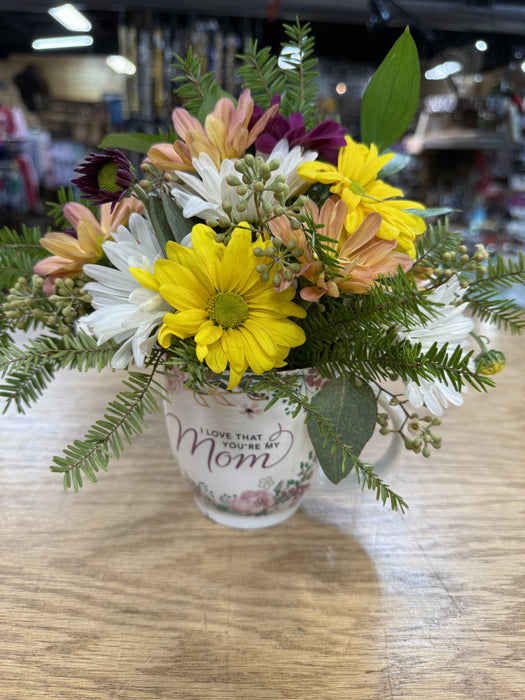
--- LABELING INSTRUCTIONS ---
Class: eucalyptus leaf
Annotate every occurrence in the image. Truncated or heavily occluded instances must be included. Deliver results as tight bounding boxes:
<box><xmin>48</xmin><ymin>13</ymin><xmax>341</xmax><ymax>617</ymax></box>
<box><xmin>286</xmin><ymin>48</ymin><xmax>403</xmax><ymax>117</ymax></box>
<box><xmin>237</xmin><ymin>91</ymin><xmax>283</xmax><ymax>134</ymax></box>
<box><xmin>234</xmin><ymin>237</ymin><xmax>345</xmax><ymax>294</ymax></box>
<box><xmin>377</xmin><ymin>152</ymin><xmax>411</xmax><ymax>178</ymax></box>
<box><xmin>147</xmin><ymin>195</ymin><xmax>174</xmax><ymax>255</ymax></box>
<box><xmin>307</xmin><ymin>375</ymin><xmax>377</xmax><ymax>484</ymax></box>
<box><xmin>405</xmin><ymin>207</ymin><xmax>457</xmax><ymax>218</ymax></box>
<box><xmin>161</xmin><ymin>191</ymin><xmax>192</xmax><ymax>244</ymax></box>
<box><xmin>360</xmin><ymin>27</ymin><xmax>420</xmax><ymax>153</ymax></box>
<box><xmin>99</xmin><ymin>132</ymin><xmax>165</xmax><ymax>153</ymax></box>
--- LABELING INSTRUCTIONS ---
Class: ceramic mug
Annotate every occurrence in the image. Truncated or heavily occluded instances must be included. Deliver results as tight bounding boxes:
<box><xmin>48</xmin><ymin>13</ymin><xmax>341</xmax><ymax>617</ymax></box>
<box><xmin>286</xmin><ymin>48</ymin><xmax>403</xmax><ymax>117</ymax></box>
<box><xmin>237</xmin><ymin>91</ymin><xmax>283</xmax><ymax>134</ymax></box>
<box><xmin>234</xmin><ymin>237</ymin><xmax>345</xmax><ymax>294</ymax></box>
<box><xmin>163</xmin><ymin>369</ymin><xmax>404</xmax><ymax>529</ymax></box>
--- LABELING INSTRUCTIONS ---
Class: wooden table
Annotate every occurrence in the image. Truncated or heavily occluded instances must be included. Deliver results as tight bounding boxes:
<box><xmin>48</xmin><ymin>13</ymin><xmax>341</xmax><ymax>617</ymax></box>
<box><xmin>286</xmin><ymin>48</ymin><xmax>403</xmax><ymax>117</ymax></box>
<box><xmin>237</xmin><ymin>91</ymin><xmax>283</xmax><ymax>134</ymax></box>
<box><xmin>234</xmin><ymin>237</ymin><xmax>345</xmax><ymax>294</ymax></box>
<box><xmin>1</xmin><ymin>326</ymin><xmax>524</xmax><ymax>699</ymax></box>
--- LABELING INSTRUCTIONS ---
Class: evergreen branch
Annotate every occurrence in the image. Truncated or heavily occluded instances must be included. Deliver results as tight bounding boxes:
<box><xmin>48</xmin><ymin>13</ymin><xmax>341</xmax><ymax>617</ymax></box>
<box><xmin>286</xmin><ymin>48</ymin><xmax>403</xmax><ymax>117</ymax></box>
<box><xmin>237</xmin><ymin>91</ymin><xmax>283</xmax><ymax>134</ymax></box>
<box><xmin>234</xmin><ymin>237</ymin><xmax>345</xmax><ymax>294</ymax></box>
<box><xmin>0</xmin><ymin>332</ymin><xmax>119</xmax><ymax>413</ymax></box>
<box><xmin>0</xmin><ymin>359</ymin><xmax>56</xmax><ymax>414</ymax></box>
<box><xmin>236</xmin><ymin>41</ymin><xmax>286</xmax><ymax>110</ymax></box>
<box><xmin>237</xmin><ymin>19</ymin><xmax>319</xmax><ymax>127</ymax></box>
<box><xmin>465</xmin><ymin>289</ymin><xmax>525</xmax><ymax>334</ymax></box>
<box><xmin>45</xmin><ymin>186</ymin><xmax>96</xmax><ymax>229</ymax></box>
<box><xmin>278</xmin><ymin>19</ymin><xmax>319</xmax><ymax>128</ymax></box>
<box><xmin>0</xmin><ymin>225</ymin><xmax>49</xmax><ymax>288</ymax></box>
<box><xmin>171</xmin><ymin>47</ymin><xmax>223</xmax><ymax>117</ymax></box>
<box><xmin>464</xmin><ymin>252</ymin><xmax>525</xmax><ymax>334</ymax></box>
<box><xmin>248</xmin><ymin>371</ymin><xmax>408</xmax><ymax>512</ymax></box>
<box><xmin>290</xmin><ymin>296</ymin><xmax>494</xmax><ymax>393</ymax></box>
<box><xmin>413</xmin><ymin>217</ymin><xmax>462</xmax><ymax>271</ymax></box>
<box><xmin>50</xmin><ymin>363</ymin><xmax>168</xmax><ymax>491</ymax></box>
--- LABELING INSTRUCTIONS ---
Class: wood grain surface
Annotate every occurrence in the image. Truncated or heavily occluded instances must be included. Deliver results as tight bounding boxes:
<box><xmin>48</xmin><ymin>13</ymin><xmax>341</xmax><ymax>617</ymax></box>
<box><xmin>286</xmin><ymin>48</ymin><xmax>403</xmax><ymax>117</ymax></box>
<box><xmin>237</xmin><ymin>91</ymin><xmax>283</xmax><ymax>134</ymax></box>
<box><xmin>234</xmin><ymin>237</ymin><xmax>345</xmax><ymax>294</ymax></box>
<box><xmin>1</xmin><ymin>325</ymin><xmax>524</xmax><ymax>699</ymax></box>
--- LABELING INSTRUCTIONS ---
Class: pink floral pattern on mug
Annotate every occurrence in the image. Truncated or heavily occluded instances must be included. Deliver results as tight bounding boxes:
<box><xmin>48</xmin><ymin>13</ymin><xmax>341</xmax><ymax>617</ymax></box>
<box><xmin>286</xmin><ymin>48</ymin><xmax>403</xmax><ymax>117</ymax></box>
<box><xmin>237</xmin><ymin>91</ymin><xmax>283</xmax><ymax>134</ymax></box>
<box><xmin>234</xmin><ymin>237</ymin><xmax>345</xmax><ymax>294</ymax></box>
<box><xmin>188</xmin><ymin>457</ymin><xmax>316</xmax><ymax>518</ymax></box>
<box><xmin>229</xmin><ymin>490</ymin><xmax>275</xmax><ymax>514</ymax></box>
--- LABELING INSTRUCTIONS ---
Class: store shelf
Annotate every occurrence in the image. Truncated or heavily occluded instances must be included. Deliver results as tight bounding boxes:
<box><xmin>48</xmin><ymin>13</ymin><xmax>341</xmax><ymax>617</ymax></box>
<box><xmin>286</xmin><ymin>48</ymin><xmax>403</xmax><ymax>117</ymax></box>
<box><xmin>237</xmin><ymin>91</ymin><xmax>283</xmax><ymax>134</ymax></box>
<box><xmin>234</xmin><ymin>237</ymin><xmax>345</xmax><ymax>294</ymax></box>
<box><xmin>405</xmin><ymin>129</ymin><xmax>520</xmax><ymax>154</ymax></box>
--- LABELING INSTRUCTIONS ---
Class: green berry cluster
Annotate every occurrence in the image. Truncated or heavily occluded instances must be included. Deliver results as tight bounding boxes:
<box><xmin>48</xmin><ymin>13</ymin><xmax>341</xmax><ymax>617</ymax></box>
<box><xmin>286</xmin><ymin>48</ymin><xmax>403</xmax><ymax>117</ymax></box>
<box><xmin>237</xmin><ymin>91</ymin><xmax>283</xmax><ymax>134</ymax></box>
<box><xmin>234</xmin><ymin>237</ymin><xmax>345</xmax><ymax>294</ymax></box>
<box><xmin>377</xmin><ymin>409</ymin><xmax>442</xmax><ymax>458</ymax></box>
<box><xmin>253</xmin><ymin>237</ymin><xmax>304</xmax><ymax>287</ymax></box>
<box><xmin>2</xmin><ymin>274</ymin><xmax>92</xmax><ymax>335</ymax></box>
<box><xmin>432</xmin><ymin>243</ymin><xmax>489</xmax><ymax>287</ymax></box>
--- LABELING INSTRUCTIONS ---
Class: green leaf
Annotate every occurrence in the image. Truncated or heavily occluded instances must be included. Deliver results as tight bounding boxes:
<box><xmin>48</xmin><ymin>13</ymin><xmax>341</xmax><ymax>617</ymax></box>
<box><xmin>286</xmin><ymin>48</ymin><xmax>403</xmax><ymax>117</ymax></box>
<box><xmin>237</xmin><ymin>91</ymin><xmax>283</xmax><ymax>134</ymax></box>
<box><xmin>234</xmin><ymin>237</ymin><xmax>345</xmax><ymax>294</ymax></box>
<box><xmin>99</xmin><ymin>132</ymin><xmax>165</xmax><ymax>153</ymax></box>
<box><xmin>146</xmin><ymin>193</ymin><xmax>192</xmax><ymax>252</ymax></box>
<box><xmin>161</xmin><ymin>191</ymin><xmax>192</xmax><ymax>244</ymax></box>
<box><xmin>307</xmin><ymin>375</ymin><xmax>377</xmax><ymax>484</ymax></box>
<box><xmin>377</xmin><ymin>152</ymin><xmax>411</xmax><ymax>178</ymax></box>
<box><xmin>196</xmin><ymin>83</ymin><xmax>232</xmax><ymax>124</ymax></box>
<box><xmin>406</xmin><ymin>207</ymin><xmax>456</xmax><ymax>218</ymax></box>
<box><xmin>360</xmin><ymin>27</ymin><xmax>420</xmax><ymax>152</ymax></box>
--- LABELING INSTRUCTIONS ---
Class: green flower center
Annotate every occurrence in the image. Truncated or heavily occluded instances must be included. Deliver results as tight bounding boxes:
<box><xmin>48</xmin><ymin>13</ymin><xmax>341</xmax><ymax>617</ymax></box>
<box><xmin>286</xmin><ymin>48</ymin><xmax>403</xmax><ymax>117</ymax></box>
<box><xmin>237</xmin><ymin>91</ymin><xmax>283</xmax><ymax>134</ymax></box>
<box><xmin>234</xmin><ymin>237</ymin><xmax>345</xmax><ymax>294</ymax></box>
<box><xmin>208</xmin><ymin>291</ymin><xmax>249</xmax><ymax>329</ymax></box>
<box><xmin>97</xmin><ymin>162</ymin><xmax>121</xmax><ymax>192</ymax></box>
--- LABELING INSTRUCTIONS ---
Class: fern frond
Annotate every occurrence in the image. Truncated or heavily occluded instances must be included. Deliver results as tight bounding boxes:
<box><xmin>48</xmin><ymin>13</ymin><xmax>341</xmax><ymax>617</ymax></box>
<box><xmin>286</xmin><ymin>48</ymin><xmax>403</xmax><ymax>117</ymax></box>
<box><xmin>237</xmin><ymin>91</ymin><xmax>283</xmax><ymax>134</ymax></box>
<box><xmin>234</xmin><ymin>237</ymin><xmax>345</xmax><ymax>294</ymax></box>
<box><xmin>50</xmin><ymin>368</ymin><xmax>168</xmax><ymax>491</ymax></box>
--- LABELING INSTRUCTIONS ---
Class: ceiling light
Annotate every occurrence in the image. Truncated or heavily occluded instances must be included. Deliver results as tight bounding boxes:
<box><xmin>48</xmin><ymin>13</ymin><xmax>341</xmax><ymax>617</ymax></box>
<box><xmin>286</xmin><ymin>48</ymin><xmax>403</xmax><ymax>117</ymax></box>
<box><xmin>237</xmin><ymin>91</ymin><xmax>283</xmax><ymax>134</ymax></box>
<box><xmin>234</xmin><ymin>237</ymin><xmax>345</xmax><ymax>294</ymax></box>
<box><xmin>48</xmin><ymin>4</ymin><xmax>91</xmax><ymax>32</ymax></box>
<box><xmin>106</xmin><ymin>55</ymin><xmax>136</xmax><ymax>75</ymax></box>
<box><xmin>425</xmin><ymin>61</ymin><xmax>463</xmax><ymax>81</ymax></box>
<box><xmin>475</xmin><ymin>40</ymin><xmax>488</xmax><ymax>52</ymax></box>
<box><xmin>32</xmin><ymin>35</ymin><xmax>93</xmax><ymax>50</ymax></box>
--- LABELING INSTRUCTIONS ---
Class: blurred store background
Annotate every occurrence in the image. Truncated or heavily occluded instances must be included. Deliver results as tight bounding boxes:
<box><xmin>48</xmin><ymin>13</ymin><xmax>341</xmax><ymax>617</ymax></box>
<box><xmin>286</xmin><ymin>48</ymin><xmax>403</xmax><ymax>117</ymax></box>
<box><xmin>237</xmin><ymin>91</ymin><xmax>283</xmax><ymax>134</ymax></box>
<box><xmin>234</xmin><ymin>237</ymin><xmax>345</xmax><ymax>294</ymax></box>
<box><xmin>1</xmin><ymin>0</ymin><xmax>525</xmax><ymax>305</ymax></box>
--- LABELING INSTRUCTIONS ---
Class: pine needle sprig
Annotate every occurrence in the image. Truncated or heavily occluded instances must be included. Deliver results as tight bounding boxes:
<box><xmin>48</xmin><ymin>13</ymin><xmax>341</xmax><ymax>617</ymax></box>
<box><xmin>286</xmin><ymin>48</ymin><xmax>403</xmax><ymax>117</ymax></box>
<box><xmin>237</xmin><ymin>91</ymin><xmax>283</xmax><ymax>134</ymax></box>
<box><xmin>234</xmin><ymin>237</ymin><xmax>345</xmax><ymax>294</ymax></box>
<box><xmin>45</xmin><ymin>187</ymin><xmax>97</xmax><ymax>230</ymax></box>
<box><xmin>171</xmin><ymin>47</ymin><xmax>223</xmax><ymax>117</ymax></box>
<box><xmin>237</xmin><ymin>19</ymin><xmax>319</xmax><ymax>128</ymax></box>
<box><xmin>49</xmin><ymin>366</ymin><xmax>169</xmax><ymax>491</ymax></box>
<box><xmin>278</xmin><ymin>19</ymin><xmax>319</xmax><ymax>128</ymax></box>
<box><xmin>464</xmin><ymin>252</ymin><xmax>525</xmax><ymax>333</ymax></box>
<box><xmin>0</xmin><ymin>225</ymin><xmax>49</xmax><ymax>289</ymax></box>
<box><xmin>236</xmin><ymin>40</ymin><xmax>286</xmax><ymax>111</ymax></box>
<box><xmin>247</xmin><ymin>371</ymin><xmax>408</xmax><ymax>513</ymax></box>
<box><xmin>291</xmin><ymin>291</ymin><xmax>494</xmax><ymax>393</ymax></box>
<box><xmin>0</xmin><ymin>332</ymin><xmax>119</xmax><ymax>413</ymax></box>
<box><xmin>465</xmin><ymin>287</ymin><xmax>525</xmax><ymax>334</ymax></box>
<box><xmin>413</xmin><ymin>217</ymin><xmax>462</xmax><ymax>271</ymax></box>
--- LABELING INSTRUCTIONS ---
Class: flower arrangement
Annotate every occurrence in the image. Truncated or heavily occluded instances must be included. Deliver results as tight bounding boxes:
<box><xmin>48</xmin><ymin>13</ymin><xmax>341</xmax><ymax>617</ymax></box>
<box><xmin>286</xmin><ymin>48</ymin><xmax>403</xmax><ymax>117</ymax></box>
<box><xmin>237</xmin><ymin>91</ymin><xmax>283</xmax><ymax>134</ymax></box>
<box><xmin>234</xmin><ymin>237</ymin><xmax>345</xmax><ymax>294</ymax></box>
<box><xmin>1</xmin><ymin>21</ymin><xmax>524</xmax><ymax>513</ymax></box>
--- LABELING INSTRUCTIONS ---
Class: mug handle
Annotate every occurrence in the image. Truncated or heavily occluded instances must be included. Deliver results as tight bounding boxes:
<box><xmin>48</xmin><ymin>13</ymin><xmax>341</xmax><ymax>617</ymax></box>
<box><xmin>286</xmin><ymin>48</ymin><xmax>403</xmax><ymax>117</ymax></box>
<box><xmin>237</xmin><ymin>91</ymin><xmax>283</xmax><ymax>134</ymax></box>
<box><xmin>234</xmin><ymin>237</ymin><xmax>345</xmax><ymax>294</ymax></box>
<box><xmin>309</xmin><ymin>389</ymin><xmax>405</xmax><ymax>491</ymax></box>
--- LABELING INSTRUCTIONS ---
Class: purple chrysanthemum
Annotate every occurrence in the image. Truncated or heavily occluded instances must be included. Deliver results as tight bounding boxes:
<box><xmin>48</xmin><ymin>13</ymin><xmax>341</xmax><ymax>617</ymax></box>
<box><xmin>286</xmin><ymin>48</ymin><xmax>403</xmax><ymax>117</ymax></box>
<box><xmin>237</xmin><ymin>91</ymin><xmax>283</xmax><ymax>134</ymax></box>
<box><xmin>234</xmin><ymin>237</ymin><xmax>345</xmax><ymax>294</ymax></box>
<box><xmin>249</xmin><ymin>97</ymin><xmax>347</xmax><ymax>164</ymax></box>
<box><xmin>72</xmin><ymin>148</ymin><xmax>134</xmax><ymax>209</ymax></box>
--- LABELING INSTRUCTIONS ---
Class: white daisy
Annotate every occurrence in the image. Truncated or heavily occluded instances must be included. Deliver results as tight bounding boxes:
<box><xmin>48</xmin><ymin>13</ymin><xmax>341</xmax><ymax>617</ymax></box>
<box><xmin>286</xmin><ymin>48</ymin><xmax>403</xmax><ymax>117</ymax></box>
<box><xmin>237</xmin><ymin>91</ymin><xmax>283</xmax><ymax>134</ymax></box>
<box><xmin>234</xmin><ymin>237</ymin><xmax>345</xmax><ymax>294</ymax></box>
<box><xmin>397</xmin><ymin>277</ymin><xmax>474</xmax><ymax>416</ymax></box>
<box><xmin>167</xmin><ymin>140</ymin><xmax>317</xmax><ymax>224</ymax></box>
<box><xmin>80</xmin><ymin>213</ymin><xmax>172</xmax><ymax>369</ymax></box>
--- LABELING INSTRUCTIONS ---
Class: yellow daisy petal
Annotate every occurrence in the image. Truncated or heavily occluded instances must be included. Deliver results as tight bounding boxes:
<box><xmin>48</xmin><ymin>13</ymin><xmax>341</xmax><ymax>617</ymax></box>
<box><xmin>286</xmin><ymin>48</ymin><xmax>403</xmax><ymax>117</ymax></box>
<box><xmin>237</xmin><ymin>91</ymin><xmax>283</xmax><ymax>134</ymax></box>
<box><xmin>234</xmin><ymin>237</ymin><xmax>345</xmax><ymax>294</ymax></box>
<box><xmin>147</xmin><ymin>219</ymin><xmax>306</xmax><ymax>387</ymax></box>
<box><xmin>195</xmin><ymin>321</ymin><xmax>223</xmax><ymax>346</ymax></box>
<box><xmin>162</xmin><ymin>308</ymin><xmax>208</xmax><ymax>338</ymax></box>
<box><xmin>129</xmin><ymin>267</ymin><xmax>160</xmax><ymax>292</ymax></box>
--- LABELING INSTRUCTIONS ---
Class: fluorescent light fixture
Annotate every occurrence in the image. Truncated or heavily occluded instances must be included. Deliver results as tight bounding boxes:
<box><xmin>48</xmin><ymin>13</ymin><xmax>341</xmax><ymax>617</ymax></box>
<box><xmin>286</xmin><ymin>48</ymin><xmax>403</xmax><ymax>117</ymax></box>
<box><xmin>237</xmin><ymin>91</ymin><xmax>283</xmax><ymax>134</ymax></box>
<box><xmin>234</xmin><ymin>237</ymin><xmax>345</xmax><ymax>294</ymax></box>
<box><xmin>48</xmin><ymin>4</ymin><xmax>91</xmax><ymax>32</ymax></box>
<box><xmin>425</xmin><ymin>61</ymin><xmax>463</xmax><ymax>81</ymax></box>
<box><xmin>521</xmin><ymin>60</ymin><xmax>525</xmax><ymax>73</ymax></box>
<box><xmin>32</xmin><ymin>35</ymin><xmax>93</xmax><ymax>50</ymax></box>
<box><xmin>106</xmin><ymin>55</ymin><xmax>136</xmax><ymax>75</ymax></box>
<box><xmin>475</xmin><ymin>40</ymin><xmax>488</xmax><ymax>52</ymax></box>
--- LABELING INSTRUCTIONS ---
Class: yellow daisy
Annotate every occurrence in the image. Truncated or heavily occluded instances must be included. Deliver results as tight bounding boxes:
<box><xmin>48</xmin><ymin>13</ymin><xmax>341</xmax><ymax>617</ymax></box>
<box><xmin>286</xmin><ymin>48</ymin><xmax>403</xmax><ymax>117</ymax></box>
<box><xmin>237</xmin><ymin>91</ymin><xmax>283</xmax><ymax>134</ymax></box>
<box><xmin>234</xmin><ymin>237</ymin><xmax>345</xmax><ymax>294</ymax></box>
<box><xmin>130</xmin><ymin>223</ymin><xmax>306</xmax><ymax>389</ymax></box>
<box><xmin>297</xmin><ymin>135</ymin><xmax>426</xmax><ymax>258</ymax></box>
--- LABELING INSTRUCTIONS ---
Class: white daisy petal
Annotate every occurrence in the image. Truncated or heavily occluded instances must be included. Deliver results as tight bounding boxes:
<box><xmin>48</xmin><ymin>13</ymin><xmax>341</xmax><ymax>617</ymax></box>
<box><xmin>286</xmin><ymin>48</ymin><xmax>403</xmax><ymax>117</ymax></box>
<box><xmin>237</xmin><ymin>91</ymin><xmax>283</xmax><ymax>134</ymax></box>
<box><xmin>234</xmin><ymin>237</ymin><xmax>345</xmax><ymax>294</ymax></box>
<box><xmin>397</xmin><ymin>277</ymin><xmax>473</xmax><ymax>416</ymax></box>
<box><xmin>167</xmin><ymin>141</ymin><xmax>318</xmax><ymax>225</ymax></box>
<box><xmin>80</xmin><ymin>215</ymin><xmax>171</xmax><ymax>368</ymax></box>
